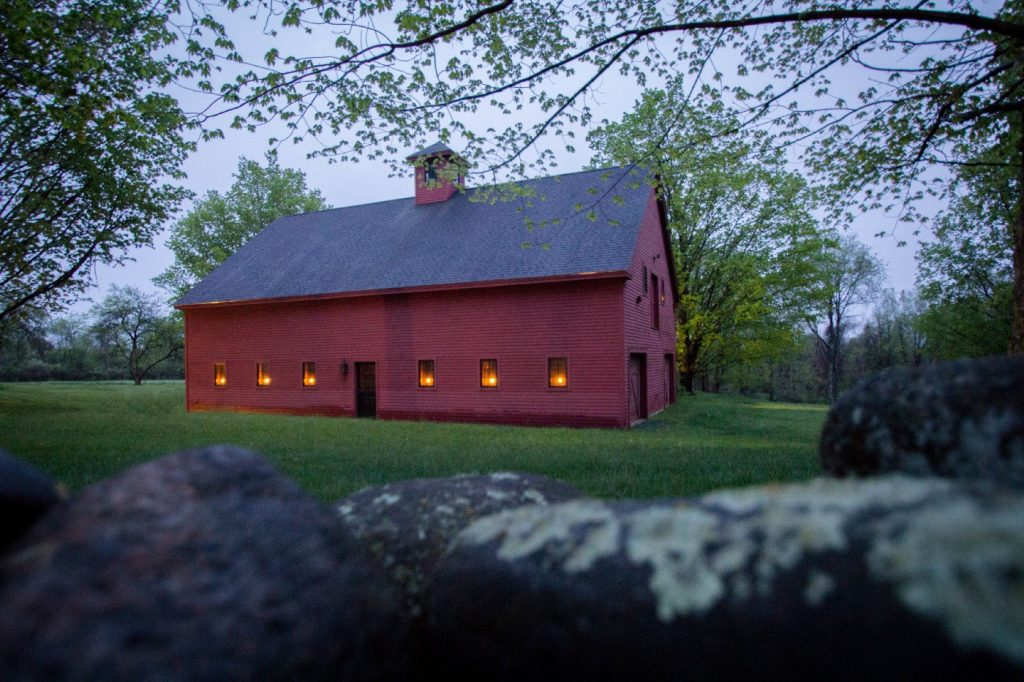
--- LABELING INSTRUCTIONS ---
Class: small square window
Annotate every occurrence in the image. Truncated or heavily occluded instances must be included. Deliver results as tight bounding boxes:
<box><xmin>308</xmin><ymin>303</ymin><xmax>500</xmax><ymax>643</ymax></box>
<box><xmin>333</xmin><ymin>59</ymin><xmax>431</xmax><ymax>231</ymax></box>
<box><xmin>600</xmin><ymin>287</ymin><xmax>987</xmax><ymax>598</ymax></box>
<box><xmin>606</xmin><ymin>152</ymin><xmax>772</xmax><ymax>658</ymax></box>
<box><xmin>256</xmin><ymin>362</ymin><xmax>271</xmax><ymax>387</ymax></box>
<box><xmin>548</xmin><ymin>357</ymin><xmax>568</xmax><ymax>388</ymax></box>
<box><xmin>419</xmin><ymin>360</ymin><xmax>435</xmax><ymax>387</ymax></box>
<box><xmin>214</xmin><ymin>363</ymin><xmax>227</xmax><ymax>387</ymax></box>
<box><xmin>302</xmin><ymin>361</ymin><xmax>317</xmax><ymax>387</ymax></box>
<box><xmin>480</xmin><ymin>359</ymin><xmax>498</xmax><ymax>388</ymax></box>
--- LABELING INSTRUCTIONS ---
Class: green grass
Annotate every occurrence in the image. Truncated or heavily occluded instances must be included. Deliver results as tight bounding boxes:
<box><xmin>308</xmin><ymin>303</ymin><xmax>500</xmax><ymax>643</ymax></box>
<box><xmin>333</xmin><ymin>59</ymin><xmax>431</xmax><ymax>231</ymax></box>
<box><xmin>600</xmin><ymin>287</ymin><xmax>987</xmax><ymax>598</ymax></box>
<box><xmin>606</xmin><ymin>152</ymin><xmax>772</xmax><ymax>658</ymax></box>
<box><xmin>0</xmin><ymin>381</ymin><xmax>828</xmax><ymax>501</ymax></box>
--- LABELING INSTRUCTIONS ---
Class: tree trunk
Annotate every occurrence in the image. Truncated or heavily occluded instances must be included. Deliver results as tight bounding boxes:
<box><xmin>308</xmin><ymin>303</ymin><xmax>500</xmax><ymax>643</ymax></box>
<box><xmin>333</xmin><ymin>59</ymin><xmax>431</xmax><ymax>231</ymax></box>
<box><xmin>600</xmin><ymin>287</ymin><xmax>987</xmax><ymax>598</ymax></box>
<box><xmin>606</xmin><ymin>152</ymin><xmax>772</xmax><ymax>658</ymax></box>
<box><xmin>679</xmin><ymin>334</ymin><xmax>701</xmax><ymax>395</ymax></box>
<box><xmin>680</xmin><ymin>368</ymin><xmax>694</xmax><ymax>394</ymax></box>
<box><xmin>1012</xmin><ymin>114</ymin><xmax>1024</xmax><ymax>354</ymax></box>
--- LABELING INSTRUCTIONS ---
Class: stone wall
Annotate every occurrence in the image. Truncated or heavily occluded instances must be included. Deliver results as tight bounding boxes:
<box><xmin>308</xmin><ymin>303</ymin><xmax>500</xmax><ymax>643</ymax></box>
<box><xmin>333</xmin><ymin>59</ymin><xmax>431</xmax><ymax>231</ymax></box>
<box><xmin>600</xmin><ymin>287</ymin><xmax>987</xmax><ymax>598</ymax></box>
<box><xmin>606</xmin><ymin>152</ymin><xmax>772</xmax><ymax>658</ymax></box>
<box><xmin>2</xmin><ymin>357</ymin><xmax>1022</xmax><ymax>680</ymax></box>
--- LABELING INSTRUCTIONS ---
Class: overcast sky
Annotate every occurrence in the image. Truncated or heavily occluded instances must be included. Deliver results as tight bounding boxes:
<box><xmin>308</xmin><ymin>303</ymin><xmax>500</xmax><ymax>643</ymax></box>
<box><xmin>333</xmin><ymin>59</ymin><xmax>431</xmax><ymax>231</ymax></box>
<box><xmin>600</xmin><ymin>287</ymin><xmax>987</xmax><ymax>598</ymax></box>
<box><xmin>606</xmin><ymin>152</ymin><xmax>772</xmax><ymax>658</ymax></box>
<box><xmin>70</xmin><ymin>9</ymin><xmax>929</xmax><ymax>316</ymax></box>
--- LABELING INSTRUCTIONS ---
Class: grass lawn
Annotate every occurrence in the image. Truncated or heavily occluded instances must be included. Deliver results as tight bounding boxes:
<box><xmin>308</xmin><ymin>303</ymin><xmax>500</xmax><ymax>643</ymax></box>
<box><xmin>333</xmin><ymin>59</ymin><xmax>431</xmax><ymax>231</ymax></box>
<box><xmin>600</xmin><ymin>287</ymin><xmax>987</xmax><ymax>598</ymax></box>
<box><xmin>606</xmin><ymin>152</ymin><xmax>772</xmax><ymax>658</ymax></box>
<box><xmin>0</xmin><ymin>381</ymin><xmax>828</xmax><ymax>501</ymax></box>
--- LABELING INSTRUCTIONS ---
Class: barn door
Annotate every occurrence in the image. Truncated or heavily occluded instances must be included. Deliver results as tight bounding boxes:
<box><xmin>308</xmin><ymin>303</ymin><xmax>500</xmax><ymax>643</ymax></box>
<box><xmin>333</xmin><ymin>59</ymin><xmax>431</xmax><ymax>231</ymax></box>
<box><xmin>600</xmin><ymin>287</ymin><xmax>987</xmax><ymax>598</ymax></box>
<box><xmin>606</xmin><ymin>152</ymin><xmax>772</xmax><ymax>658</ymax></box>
<box><xmin>628</xmin><ymin>353</ymin><xmax>647</xmax><ymax>423</ymax></box>
<box><xmin>355</xmin><ymin>362</ymin><xmax>376</xmax><ymax>418</ymax></box>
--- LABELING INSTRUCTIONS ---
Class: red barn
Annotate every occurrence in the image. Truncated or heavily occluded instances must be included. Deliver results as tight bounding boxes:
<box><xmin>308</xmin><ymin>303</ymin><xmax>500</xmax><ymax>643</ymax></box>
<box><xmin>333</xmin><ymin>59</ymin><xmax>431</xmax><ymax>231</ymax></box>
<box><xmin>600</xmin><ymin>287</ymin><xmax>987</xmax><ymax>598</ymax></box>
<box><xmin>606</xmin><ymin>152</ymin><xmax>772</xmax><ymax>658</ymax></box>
<box><xmin>177</xmin><ymin>144</ymin><xmax>677</xmax><ymax>428</ymax></box>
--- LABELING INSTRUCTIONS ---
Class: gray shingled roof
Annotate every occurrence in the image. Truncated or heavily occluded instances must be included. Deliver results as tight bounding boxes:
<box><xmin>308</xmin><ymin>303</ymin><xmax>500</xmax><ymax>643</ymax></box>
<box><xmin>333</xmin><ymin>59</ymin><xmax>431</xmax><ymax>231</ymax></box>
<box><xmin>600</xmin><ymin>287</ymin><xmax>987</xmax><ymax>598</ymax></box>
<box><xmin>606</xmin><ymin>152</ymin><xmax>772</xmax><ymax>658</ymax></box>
<box><xmin>177</xmin><ymin>165</ymin><xmax>653</xmax><ymax>306</ymax></box>
<box><xmin>406</xmin><ymin>141</ymin><xmax>458</xmax><ymax>159</ymax></box>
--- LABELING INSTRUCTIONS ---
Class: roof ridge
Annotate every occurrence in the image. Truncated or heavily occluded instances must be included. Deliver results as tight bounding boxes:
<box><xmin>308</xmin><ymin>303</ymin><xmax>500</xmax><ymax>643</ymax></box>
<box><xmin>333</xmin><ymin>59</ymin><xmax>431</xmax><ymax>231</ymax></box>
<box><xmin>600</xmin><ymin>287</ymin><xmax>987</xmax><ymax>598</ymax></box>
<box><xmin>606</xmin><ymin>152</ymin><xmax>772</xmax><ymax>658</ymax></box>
<box><xmin>275</xmin><ymin>164</ymin><xmax>642</xmax><ymax>222</ymax></box>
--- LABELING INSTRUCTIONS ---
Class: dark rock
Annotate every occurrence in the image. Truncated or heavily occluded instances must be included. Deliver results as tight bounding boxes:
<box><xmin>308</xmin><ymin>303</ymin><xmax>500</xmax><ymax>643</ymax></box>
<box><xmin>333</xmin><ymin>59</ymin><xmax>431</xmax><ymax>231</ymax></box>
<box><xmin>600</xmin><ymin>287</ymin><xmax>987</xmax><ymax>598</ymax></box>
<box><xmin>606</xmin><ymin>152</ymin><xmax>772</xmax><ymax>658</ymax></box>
<box><xmin>335</xmin><ymin>472</ymin><xmax>583</xmax><ymax>616</ymax></box>
<box><xmin>0</xmin><ymin>450</ymin><xmax>61</xmax><ymax>550</ymax></box>
<box><xmin>426</xmin><ymin>476</ymin><xmax>1024</xmax><ymax>680</ymax></box>
<box><xmin>820</xmin><ymin>356</ymin><xmax>1024</xmax><ymax>485</ymax></box>
<box><xmin>0</xmin><ymin>445</ymin><xmax>408</xmax><ymax>681</ymax></box>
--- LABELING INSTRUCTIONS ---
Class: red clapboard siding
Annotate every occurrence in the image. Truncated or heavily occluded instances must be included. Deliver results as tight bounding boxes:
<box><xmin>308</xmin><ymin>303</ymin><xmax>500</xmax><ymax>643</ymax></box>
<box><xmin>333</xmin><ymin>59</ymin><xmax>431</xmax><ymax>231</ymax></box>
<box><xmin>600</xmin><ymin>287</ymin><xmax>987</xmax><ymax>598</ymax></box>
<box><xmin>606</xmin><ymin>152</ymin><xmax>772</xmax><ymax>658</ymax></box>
<box><xmin>622</xmin><ymin>191</ymin><xmax>678</xmax><ymax>424</ymax></box>
<box><xmin>184</xmin><ymin>278</ymin><xmax>629</xmax><ymax>427</ymax></box>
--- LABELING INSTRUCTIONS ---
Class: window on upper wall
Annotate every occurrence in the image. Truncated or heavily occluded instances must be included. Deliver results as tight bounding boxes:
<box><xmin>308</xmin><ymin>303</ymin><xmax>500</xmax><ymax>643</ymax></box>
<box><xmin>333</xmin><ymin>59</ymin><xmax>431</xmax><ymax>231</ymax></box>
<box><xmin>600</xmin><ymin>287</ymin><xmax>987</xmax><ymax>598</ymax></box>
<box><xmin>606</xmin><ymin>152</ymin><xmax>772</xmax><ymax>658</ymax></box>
<box><xmin>419</xmin><ymin>360</ymin><xmax>435</xmax><ymax>387</ymax></box>
<box><xmin>214</xmin><ymin>363</ymin><xmax>227</xmax><ymax>388</ymax></box>
<box><xmin>302</xmin><ymin>362</ymin><xmax>317</xmax><ymax>387</ymax></box>
<box><xmin>257</xmin><ymin>362</ymin><xmax>271</xmax><ymax>387</ymax></box>
<box><xmin>660</xmin><ymin>279</ymin><xmax>666</xmax><ymax>305</ymax></box>
<box><xmin>642</xmin><ymin>265</ymin><xmax>648</xmax><ymax>294</ymax></box>
<box><xmin>548</xmin><ymin>357</ymin><xmax>568</xmax><ymax>388</ymax></box>
<box><xmin>651</xmin><ymin>273</ymin><xmax>660</xmax><ymax>329</ymax></box>
<box><xmin>480</xmin><ymin>359</ymin><xmax>498</xmax><ymax>388</ymax></box>
<box><xmin>425</xmin><ymin>160</ymin><xmax>437</xmax><ymax>182</ymax></box>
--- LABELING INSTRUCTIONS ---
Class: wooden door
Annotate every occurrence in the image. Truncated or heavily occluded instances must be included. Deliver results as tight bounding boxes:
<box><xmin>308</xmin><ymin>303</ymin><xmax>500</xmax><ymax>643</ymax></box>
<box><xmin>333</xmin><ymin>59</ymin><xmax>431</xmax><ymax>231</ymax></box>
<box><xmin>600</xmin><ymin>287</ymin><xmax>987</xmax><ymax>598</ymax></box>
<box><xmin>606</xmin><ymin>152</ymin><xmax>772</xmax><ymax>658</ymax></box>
<box><xmin>355</xmin><ymin>362</ymin><xmax>376</xmax><ymax>418</ymax></box>
<box><xmin>628</xmin><ymin>353</ymin><xmax>647</xmax><ymax>423</ymax></box>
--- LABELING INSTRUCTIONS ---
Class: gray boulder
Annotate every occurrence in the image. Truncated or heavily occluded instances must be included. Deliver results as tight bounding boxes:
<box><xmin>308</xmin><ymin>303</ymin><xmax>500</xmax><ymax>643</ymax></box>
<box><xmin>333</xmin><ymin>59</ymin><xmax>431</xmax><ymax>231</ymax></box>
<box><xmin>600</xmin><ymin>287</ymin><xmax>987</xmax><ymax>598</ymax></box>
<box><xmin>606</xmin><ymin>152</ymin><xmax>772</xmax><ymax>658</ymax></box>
<box><xmin>335</xmin><ymin>472</ymin><xmax>583</xmax><ymax>616</ymax></box>
<box><xmin>0</xmin><ymin>445</ymin><xmax>408</xmax><ymax>681</ymax></box>
<box><xmin>820</xmin><ymin>356</ymin><xmax>1024</xmax><ymax>485</ymax></box>
<box><xmin>425</xmin><ymin>476</ymin><xmax>1024</xmax><ymax>680</ymax></box>
<box><xmin>0</xmin><ymin>450</ymin><xmax>62</xmax><ymax>550</ymax></box>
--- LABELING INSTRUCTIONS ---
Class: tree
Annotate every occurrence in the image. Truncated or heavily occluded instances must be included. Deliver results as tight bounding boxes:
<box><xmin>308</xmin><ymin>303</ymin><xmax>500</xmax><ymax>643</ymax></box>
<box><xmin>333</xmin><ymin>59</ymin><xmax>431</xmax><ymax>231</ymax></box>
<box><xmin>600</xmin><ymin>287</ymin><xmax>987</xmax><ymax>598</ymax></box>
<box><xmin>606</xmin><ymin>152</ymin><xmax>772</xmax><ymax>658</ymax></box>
<box><xmin>916</xmin><ymin>140</ymin><xmax>1015</xmax><ymax>357</ymax></box>
<box><xmin>588</xmin><ymin>91</ymin><xmax>830</xmax><ymax>394</ymax></box>
<box><xmin>155</xmin><ymin>152</ymin><xmax>329</xmax><ymax>300</ymax></box>
<box><xmin>173</xmin><ymin>0</ymin><xmax>1024</xmax><ymax>351</ymax></box>
<box><xmin>846</xmin><ymin>289</ymin><xmax>925</xmax><ymax>380</ymax></box>
<box><xmin>0</xmin><ymin>0</ymin><xmax>190</xmax><ymax>321</ymax></box>
<box><xmin>90</xmin><ymin>286</ymin><xmax>182</xmax><ymax>385</ymax></box>
<box><xmin>806</xmin><ymin>235</ymin><xmax>885</xmax><ymax>403</ymax></box>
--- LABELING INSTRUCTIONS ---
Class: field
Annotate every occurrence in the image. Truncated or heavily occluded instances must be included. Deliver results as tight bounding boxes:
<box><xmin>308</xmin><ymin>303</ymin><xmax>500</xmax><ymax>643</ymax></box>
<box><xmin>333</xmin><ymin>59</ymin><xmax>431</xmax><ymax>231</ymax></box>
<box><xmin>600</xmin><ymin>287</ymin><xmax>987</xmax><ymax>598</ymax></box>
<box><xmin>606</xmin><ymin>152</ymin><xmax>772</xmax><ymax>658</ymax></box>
<box><xmin>0</xmin><ymin>381</ymin><xmax>828</xmax><ymax>501</ymax></box>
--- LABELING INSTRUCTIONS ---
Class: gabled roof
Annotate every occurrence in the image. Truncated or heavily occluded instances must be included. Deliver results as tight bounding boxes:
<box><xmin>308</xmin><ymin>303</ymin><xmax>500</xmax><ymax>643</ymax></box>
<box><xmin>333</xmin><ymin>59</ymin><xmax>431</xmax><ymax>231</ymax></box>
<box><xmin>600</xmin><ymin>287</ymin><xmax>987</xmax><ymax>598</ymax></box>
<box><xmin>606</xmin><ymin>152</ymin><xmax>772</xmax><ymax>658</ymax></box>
<box><xmin>406</xmin><ymin>142</ymin><xmax>458</xmax><ymax>159</ymax></box>
<box><xmin>177</xmin><ymin>165</ymin><xmax>656</xmax><ymax>307</ymax></box>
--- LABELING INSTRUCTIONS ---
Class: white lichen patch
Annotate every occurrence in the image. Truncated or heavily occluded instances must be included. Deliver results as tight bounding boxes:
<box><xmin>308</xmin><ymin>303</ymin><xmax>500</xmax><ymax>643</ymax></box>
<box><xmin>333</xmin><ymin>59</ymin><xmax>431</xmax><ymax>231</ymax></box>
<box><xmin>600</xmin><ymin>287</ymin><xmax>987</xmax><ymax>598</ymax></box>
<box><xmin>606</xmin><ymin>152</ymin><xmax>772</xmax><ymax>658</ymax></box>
<box><xmin>489</xmin><ymin>472</ymin><xmax>520</xmax><ymax>481</ymax></box>
<box><xmin>459</xmin><ymin>501</ymin><xmax>620</xmax><ymax>573</ymax></box>
<box><xmin>868</xmin><ymin>497</ymin><xmax>1024</xmax><ymax>664</ymax></box>
<box><xmin>625</xmin><ymin>506</ymin><xmax>723</xmax><ymax>619</ymax></box>
<box><xmin>455</xmin><ymin>477</ymin><xmax>1017</xmax><ymax>634</ymax></box>
<box><xmin>704</xmin><ymin>476</ymin><xmax>949</xmax><ymax>517</ymax></box>
<box><xmin>373</xmin><ymin>493</ymin><xmax>401</xmax><ymax>506</ymax></box>
<box><xmin>336</xmin><ymin>503</ymin><xmax>354</xmax><ymax>517</ymax></box>
<box><xmin>485</xmin><ymin>490</ymin><xmax>510</xmax><ymax>502</ymax></box>
<box><xmin>522</xmin><ymin>489</ymin><xmax>548</xmax><ymax>505</ymax></box>
<box><xmin>803</xmin><ymin>570</ymin><xmax>836</xmax><ymax>606</ymax></box>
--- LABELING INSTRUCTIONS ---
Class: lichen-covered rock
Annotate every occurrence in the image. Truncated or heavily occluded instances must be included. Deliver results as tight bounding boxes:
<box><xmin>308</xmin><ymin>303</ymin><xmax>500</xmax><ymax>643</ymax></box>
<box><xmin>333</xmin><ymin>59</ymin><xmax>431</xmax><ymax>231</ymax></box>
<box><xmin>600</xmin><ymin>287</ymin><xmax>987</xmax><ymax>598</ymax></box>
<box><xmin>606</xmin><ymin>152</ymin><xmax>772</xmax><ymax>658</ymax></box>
<box><xmin>0</xmin><ymin>446</ymin><xmax>408</xmax><ymax>681</ymax></box>
<box><xmin>425</xmin><ymin>477</ymin><xmax>1024</xmax><ymax>680</ymax></box>
<box><xmin>0</xmin><ymin>450</ymin><xmax>62</xmax><ymax>551</ymax></box>
<box><xmin>335</xmin><ymin>472</ymin><xmax>583</xmax><ymax>616</ymax></box>
<box><xmin>820</xmin><ymin>356</ymin><xmax>1024</xmax><ymax>485</ymax></box>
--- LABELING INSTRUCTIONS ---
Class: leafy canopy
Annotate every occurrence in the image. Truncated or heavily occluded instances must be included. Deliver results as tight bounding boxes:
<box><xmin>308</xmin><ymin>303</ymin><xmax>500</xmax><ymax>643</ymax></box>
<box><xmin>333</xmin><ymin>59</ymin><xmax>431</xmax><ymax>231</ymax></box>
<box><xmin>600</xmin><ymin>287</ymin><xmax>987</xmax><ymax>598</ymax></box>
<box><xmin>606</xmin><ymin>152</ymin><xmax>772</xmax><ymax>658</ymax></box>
<box><xmin>588</xmin><ymin>88</ymin><xmax>831</xmax><ymax>389</ymax></box>
<box><xmin>155</xmin><ymin>152</ymin><xmax>329</xmax><ymax>300</ymax></box>
<box><xmin>0</xmin><ymin>0</ymin><xmax>191</xmax><ymax>321</ymax></box>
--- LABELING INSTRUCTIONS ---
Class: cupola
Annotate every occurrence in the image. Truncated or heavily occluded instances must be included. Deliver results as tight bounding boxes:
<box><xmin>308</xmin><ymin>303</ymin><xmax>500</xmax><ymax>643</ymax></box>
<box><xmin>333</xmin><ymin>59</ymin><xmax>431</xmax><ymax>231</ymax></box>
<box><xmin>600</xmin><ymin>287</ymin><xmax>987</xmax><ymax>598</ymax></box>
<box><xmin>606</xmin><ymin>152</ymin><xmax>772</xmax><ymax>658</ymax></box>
<box><xmin>407</xmin><ymin>142</ymin><xmax>467</xmax><ymax>205</ymax></box>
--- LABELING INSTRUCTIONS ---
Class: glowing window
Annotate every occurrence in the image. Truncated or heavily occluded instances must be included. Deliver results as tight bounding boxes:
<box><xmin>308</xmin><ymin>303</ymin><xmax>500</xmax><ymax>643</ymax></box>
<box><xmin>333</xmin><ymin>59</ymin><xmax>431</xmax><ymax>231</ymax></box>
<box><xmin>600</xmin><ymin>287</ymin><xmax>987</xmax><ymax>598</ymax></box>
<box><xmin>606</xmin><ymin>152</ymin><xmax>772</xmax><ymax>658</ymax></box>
<box><xmin>302</xmin><ymin>362</ymin><xmax>317</xmax><ymax>387</ymax></box>
<box><xmin>256</xmin><ymin>362</ymin><xmax>271</xmax><ymax>387</ymax></box>
<box><xmin>214</xmin><ymin>363</ymin><xmax>227</xmax><ymax>387</ymax></box>
<box><xmin>480</xmin><ymin>359</ymin><xmax>498</xmax><ymax>388</ymax></box>
<box><xmin>418</xmin><ymin>360</ymin><xmax>435</xmax><ymax>387</ymax></box>
<box><xmin>660</xmin><ymin>279</ymin><xmax>666</xmax><ymax>304</ymax></box>
<box><xmin>548</xmin><ymin>357</ymin><xmax>568</xmax><ymax>388</ymax></box>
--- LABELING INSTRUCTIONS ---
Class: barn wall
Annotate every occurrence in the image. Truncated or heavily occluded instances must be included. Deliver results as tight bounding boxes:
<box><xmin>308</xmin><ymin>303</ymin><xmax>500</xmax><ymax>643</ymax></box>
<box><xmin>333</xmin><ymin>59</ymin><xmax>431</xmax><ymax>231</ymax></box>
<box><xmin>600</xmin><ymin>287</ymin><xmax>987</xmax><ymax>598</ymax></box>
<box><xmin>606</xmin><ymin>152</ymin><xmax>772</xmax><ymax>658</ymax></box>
<box><xmin>623</xmin><ymin>191</ymin><xmax>678</xmax><ymax>423</ymax></box>
<box><xmin>184</xmin><ymin>278</ymin><xmax>628</xmax><ymax>428</ymax></box>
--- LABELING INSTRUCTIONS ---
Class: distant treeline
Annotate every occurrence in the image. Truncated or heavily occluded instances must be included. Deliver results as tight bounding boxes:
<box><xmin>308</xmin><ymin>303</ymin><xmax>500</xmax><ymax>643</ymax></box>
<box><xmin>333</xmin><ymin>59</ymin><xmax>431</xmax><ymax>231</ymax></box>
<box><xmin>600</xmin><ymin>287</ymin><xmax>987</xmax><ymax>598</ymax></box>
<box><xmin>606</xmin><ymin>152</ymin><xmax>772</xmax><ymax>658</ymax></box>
<box><xmin>1</xmin><ymin>287</ymin><xmax>183</xmax><ymax>384</ymax></box>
